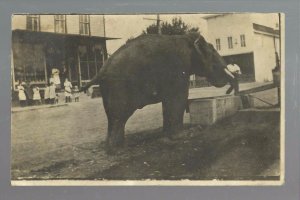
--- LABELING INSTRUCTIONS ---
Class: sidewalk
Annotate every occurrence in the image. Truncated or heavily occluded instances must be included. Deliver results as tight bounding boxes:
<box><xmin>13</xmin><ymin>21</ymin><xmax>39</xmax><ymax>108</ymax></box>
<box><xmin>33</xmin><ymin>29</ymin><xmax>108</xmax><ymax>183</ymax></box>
<box><xmin>11</xmin><ymin>92</ymin><xmax>92</xmax><ymax>113</ymax></box>
<box><xmin>11</xmin><ymin>104</ymin><xmax>68</xmax><ymax>113</ymax></box>
<box><xmin>11</xmin><ymin>82</ymin><xmax>272</xmax><ymax>113</ymax></box>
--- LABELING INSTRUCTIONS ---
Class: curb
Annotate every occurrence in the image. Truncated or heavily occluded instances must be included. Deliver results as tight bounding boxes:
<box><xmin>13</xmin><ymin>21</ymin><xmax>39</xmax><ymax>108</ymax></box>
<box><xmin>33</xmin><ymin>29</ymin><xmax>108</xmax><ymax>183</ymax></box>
<box><xmin>12</xmin><ymin>104</ymin><xmax>68</xmax><ymax>113</ymax></box>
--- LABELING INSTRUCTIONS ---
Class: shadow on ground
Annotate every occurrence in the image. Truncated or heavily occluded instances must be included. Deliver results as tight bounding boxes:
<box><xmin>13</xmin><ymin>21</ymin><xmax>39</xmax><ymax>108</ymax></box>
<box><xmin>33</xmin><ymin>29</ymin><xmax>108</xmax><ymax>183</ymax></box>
<box><xmin>89</xmin><ymin>109</ymin><xmax>280</xmax><ymax>181</ymax></box>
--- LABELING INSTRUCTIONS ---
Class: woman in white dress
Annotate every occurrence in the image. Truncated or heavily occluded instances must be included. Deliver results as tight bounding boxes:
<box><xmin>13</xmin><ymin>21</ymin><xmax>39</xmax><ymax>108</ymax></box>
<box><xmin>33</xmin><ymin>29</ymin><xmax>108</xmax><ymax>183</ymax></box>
<box><xmin>17</xmin><ymin>81</ymin><xmax>26</xmax><ymax>107</ymax></box>
<box><xmin>64</xmin><ymin>78</ymin><xmax>72</xmax><ymax>103</ymax></box>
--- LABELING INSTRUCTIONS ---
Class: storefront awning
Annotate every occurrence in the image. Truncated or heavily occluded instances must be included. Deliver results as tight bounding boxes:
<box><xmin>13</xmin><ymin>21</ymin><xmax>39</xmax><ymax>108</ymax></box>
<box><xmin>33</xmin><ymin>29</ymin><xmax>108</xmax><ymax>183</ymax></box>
<box><xmin>12</xmin><ymin>29</ymin><xmax>120</xmax><ymax>44</ymax></box>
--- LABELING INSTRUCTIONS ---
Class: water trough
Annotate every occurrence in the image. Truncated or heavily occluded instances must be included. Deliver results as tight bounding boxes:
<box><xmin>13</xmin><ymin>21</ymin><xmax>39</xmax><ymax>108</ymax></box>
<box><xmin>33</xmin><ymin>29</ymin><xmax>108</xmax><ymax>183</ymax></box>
<box><xmin>188</xmin><ymin>95</ymin><xmax>242</xmax><ymax>125</ymax></box>
<box><xmin>188</xmin><ymin>83</ymin><xmax>277</xmax><ymax>125</ymax></box>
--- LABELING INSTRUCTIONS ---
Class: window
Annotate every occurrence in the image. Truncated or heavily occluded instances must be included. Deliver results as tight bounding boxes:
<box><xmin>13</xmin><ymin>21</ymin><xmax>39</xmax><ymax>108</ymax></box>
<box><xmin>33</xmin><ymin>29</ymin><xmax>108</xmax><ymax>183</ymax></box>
<box><xmin>240</xmin><ymin>34</ymin><xmax>246</xmax><ymax>47</ymax></box>
<box><xmin>227</xmin><ymin>37</ymin><xmax>233</xmax><ymax>49</ymax></box>
<box><xmin>79</xmin><ymin>15</ymin><xmax>90</xmax><ymax>35</ymax></box>
<box><xmin>79</xmin><ymin>45</ymin><xmax>104</xmax><ymax>81</ymax></box>
<box><xmin>26</xmin><ymin>15</ymin><xmax>40</xmax><ymax>31</ymax></box>
<box><xmin>216</xmin><ymin>38</ymin><xmax>221</xmax><ymax>51</ymax></box>
<box><xmin>13</xmin><ymin>44</ymin><xmax>46</xmax><ymax>85</ymax></box>
<box><xmin>54</xmin><ymin>15</ymin><xmax>66</xmax><ymax>33</ymax></box>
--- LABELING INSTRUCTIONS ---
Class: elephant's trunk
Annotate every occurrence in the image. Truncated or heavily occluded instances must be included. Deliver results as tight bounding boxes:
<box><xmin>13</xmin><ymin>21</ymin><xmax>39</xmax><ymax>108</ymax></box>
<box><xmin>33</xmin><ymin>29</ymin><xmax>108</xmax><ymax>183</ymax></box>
<box><xmin>208</xmin><ymin>68</ymin><xmax>235</xmax><ymax>88</ymax></box>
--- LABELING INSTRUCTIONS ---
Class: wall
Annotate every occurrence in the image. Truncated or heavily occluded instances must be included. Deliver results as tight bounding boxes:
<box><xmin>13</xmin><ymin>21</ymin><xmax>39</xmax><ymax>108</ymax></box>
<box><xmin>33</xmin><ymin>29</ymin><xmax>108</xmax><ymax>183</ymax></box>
<box><xmin>66</xmin><ymin>15</ymin><xmax>80</xmax><ymax>34</ymax></box>
<box><xmin>253</xmin><ymin>33</ymin><xmax>279</xmax><ymax>82</ymax></box>
<box><xmin>90</xmin><ymin>15</ymin><xmax>105</xmax><ymax>37</ymax></box>
<box><xmin>12</xmin><ymin>15</ymin><xmax>27</xmax><ymax>30</ymax></box>
<box><xmin>205</xmin><ymin>14</ymin><xmax>254</xmax><ymax>56</ymax></box>
<box><xmin>11</xmin><ymin>15</ymin><xmax>105</xmax><ymax>37</ymax></box>
<box><xmin>40</xmin><ymin>15</ymin><xmax>55</xmax><ymax>32</ymax></box>
<box><xmin>250</xmin><ymin>13</ymin><xmax>280</xmax><ymax>29</ymax></box>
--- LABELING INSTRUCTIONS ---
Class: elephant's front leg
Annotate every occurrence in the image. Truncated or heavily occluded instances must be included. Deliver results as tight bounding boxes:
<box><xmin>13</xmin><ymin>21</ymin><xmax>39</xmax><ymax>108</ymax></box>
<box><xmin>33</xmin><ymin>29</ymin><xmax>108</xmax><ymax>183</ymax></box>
<box><xmin>162</xmin><ymin>88</ymin><xmax>189</xmax><ymax>137</ymax></box>
<box><xmin>106</xmin><ymin>118</ymin><xmax>126</xmax><ymax>148</ymax></box>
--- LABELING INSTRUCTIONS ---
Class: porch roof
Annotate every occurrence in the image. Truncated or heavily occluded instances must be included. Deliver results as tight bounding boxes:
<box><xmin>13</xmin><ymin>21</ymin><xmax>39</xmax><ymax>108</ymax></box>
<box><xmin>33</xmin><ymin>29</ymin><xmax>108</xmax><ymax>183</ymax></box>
<box><xmin>12</xmin><ymin>29</ymin><xmax>120</xmax><ymax>43</ymax></box>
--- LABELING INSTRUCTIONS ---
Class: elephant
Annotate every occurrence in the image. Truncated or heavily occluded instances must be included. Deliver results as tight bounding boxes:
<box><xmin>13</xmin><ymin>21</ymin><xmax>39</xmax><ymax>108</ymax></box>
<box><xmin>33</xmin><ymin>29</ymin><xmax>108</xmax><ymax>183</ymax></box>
<box><xmin>81</xmin><ymin>33</ymin><xmax>236</xmax><ymax>150</ymax></box>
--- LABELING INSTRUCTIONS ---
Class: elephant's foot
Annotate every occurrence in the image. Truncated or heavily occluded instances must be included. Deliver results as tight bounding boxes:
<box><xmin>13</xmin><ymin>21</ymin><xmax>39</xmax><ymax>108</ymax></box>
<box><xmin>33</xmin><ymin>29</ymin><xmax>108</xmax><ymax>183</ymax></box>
<box><xmin>105</xmin><ymin>145</ymin><xmax>124</xmax><ymax>155</ymax></box>
<box><xmin>163</xmin><ymin>123</ymin><xmax>184</xmax><ymax>138</ymax></box>
<box><xmin>105</xmin><ymin>134</ymin><xmax>125</xmax><ymax>154</ymax></box>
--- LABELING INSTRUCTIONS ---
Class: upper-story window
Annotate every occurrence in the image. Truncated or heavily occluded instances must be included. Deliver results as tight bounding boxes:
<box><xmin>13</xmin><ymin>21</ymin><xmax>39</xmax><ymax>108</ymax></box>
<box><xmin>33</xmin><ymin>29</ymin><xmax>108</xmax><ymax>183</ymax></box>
<box><xmin>215</xmin><ymin>38</ymin><xmax>221</xmax><ymax>51</ymax></box>
<box><xmin>240</xmin><ymin>34</ymin><xmax>246</xmax><ymax>47</ymax></box>
<box><xmin>26</xmin><ymin>15</ymin><xmax>40</xmax><ymax>31</ymax></box>
<box><xmin>54</xmin><ymin>15</ymin><xmax>66</xmax><ymax>33</ymax></box>
<box><xmin>227</xmin><ymin>36</ymin><xmax>233</xmax><ymax>49</ymax></box>
<box><xmin>79</xmin><ymin>15</ymin><xmax>90</xmax><ymax>35</ymax></box>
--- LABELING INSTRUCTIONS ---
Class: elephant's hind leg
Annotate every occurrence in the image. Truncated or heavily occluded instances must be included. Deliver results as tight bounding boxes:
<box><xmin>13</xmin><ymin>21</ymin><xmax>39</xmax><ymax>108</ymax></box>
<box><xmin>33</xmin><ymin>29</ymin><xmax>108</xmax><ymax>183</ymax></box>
<box><xmin>106</xmin><ymin>103</ymin><xmax>136</xmax><ymax>150</ymax></box>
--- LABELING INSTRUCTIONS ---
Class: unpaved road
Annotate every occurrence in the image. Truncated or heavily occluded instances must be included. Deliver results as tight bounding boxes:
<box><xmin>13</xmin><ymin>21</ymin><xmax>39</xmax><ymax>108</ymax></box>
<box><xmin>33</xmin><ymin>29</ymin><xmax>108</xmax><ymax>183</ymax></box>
<box><xmin>11</xmin><ymin>83</ymin><xmax>280</xmax><ymax>180</ymax></box>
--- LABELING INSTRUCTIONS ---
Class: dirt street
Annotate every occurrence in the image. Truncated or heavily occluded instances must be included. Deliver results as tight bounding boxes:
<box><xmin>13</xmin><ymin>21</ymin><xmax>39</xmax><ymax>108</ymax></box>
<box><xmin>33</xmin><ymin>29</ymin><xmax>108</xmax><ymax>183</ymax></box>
<box><xmin>11</xmin><ymin>83</ymin><xmax>280</xmax><ymax>180</ymax></box>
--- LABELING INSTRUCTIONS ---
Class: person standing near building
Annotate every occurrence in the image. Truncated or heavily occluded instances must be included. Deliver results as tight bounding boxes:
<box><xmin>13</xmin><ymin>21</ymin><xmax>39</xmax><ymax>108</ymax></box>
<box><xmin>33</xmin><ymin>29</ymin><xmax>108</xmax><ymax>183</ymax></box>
<box><xmin>24</xmin><ymin>81</ymin><xmax>33</xmax><ymax>106</ymax></box>
<box><xmin>49</xmin><ymin>82</ymin><xmax>56</xmax><ymax>104</ymax></box>
<box><xmin>225</xmin><ymin>59</ymin><xmax>242</xmax><ymax>95</ymax></box>
<box><xmin>60</xmin><ymin>65</ymin><xmax>68</xmax><ymax>89</ymax></box>
<box><xmin>51</xmin><ymin>68</ymin><xmax>61</xmax><ymax>90</ymax></box>
<box><xmin>44</xmin><ymin>84</ymin><xmax>50</xmax><ymax>104</ymax></box>
<box><xmin>32</xmin><ymin>86</ymin><xmax>42</xmax><ymax>105</ymax></box>
<box><xmin>73</xmin><ymin>85</ymin><xmax>80</xmax><ymax>102</ymax></box>
<box><xmin>17</xmin><ymin>81</ymin><xmax>27</xmax><ymax>107</ymax></box>
<box><xmin>64</xmin><ymin>78</ymin><xmax>72</xmax><ymax>103</ymax></box>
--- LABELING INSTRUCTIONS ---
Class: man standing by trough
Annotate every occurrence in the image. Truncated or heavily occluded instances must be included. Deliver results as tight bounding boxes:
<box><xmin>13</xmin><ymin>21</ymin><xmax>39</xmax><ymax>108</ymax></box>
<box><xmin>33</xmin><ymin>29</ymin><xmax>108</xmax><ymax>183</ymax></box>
<box><xmin>225</xmin><ymin>59</ymin><xmax>241</xmax><ymax>95</ymax></box>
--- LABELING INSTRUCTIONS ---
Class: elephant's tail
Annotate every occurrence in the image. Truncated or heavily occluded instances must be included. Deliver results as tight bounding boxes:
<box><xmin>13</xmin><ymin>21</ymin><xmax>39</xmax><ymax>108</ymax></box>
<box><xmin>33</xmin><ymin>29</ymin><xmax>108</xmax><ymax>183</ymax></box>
<box><xmin>79</xmin><ymin>75</ymin><xmax>101</xmax><ymax>92</ymax></box>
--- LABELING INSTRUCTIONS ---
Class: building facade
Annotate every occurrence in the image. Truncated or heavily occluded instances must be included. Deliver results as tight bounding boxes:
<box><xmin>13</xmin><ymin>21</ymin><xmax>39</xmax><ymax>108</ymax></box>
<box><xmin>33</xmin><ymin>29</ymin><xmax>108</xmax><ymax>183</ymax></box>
<box><xmin>204</xmin><ymin>13</ymin><xmax>280</xmax><ymax>82</ymax></box>
<box><xmin>12</xmin><ymin>14</ymin><xmax>116</xmax><ymax>91</ymax></box>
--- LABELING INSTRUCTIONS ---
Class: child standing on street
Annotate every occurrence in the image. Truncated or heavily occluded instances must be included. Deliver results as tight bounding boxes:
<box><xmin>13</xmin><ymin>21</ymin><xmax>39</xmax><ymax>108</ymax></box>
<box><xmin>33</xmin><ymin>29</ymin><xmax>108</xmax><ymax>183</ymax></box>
<box><xmin>44</xmin><ymin>84</ymin><xmax>50</xmax><ymax>104</ymax></box>
<box><xmin>17</xmin><ymin>81</ymin><xmax>27</xmax><ymax>107</ymax></box>
<box><xmin>49</xmin><ymin>82</ymin><xmax>56</xmax><ymax>104</ymax></box>
<box><xmin>64</xmin><ymin>78</ymin><xmax>72</xmax><ymax>103</ymax></box>
<box><xmin>73</xmin><ymin>85</ymin><xmax>80</xmax><ymax>102</ymax></box>
<box><xmin>33</xmin><ymin>86</ymin><xmax>42</xmax><ymax>105</ymax></box>
<box><xmin>55</xmin><ymin>94</ymin><xmax>59</xmax><ymax>104</ymax></box>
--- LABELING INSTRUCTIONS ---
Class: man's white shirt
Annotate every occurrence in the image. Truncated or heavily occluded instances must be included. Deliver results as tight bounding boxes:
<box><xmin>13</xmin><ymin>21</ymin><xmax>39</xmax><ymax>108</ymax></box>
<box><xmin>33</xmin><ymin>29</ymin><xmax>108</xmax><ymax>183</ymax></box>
<box><xmin>227</xmin><ymin>64</ymin><xmax>241</xmax><ymax>74</ymax></box>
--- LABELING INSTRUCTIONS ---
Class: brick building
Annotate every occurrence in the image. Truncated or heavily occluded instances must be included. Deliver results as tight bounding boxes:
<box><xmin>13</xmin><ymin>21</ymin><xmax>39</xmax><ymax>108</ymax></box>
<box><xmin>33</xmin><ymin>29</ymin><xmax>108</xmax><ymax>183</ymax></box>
<box><xmin>11</xmin><ymin>14</ymin><xmax>117</xmax><ymax>91</ymax></box>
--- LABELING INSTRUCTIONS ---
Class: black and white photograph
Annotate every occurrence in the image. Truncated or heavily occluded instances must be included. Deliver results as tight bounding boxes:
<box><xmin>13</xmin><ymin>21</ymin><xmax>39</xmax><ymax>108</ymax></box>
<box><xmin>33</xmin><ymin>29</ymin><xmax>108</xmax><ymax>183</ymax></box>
<box><xmin>10</xmin><ymin>13</ymin><xmax>284</xmax><ymax>185</ymax></box>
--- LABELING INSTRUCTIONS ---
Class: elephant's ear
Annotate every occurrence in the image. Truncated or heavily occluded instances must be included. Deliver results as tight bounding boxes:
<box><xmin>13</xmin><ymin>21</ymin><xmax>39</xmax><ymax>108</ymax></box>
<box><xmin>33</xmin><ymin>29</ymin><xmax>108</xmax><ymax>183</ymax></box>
<box><xmin>193</xmin><ymin>37</ymin><xmax>211</xmax><ymax>68</ymax></box>
<box><xmin>193</xmin><ymin>38</ymin><xmax>204</xmax><ymax>59</ymax></box>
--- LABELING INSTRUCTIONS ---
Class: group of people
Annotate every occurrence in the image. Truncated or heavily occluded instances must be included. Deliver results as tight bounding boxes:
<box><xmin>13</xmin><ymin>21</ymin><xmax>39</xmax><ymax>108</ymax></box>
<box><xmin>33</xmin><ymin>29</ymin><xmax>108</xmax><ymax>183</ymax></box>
<box><xmin>17</xmin><ymin>81</ymin><xmax>44</xmax><ymax>107</ymax></box>
<box><xmin>17</xmin><ymin>78</ymin><xmax>80</xmax><ymax>107</ymax></box>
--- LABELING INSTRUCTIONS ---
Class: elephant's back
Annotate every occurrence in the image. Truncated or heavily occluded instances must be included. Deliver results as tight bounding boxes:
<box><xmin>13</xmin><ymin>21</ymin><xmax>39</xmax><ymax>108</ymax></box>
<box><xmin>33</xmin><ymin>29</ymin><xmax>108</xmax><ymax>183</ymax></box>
<box><xmin>100</xmin><ymin>35</ymin><xmax>193</xmax><ymax>81</ymax></box>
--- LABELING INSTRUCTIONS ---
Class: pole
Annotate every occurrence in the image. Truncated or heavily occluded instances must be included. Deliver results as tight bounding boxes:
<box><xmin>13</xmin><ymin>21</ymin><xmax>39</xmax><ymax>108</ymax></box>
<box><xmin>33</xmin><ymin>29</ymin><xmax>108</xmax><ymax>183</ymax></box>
<box><xmin>278</xmin><ymin>13</ymin><xmax>281</xmax><ymax>106</ymax></box>
<box><xmin>77</xmin><ymin>48</ymin><xmax>82</xmax><ymax>87</ymax></box>
<box><xmin>43</xmin><ymin>47</ymin><xmax>48</xmax><ymax>84</ymax></box>
<box><xmin>157</xmin><ymin>14</ymin><xmax>161</xmax><ymax>34</ymax></box>
<box><xmin>11</xmin><ymin>49</ymin><xmax>16</xmax><ymax>90</ymax></box>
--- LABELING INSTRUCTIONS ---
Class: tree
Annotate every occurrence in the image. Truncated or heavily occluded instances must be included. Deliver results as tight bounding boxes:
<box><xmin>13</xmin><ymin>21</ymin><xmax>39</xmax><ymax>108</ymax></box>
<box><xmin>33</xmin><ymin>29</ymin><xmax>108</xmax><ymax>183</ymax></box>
<box><xmin>143</xmin><ymin>17</ymin><xmax>200</xmax><ymax>35</ymax></box>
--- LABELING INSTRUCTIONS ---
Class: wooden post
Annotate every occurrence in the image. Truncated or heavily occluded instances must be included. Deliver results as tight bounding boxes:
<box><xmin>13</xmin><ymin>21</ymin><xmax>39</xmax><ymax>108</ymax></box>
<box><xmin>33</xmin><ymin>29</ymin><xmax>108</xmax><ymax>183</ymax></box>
<box><xmin>77</xmin><ymin>48</ymin><xmax>82</xmax><ymax>87</ymax></box>
<box><xmin>43</xmin><ymin>47</ymin><xmax>48</xmax><ymax>84</ymax></box>
<box><xmin>277</xmin><ymin>87</ymin><xmax>281</xmax><ymax>106</ymax></box>
<box><xmin>157</xmin><ymin>14</ymin><xmax>161</xmax><ymax>35</ymax></box>
<box><xmin>278</xmin><ymin>13</ymin><xmax>281</xmax><ymax>107</ymax></box>
<box><xmin>68</xmin><ymin>64</ymin><xmax>72</xmax><ymax>81</ymax></box>
<box><xmin>11</xmin><ymin>49</ymin><xmax>16</xmax><ymax>90</ymax></box>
